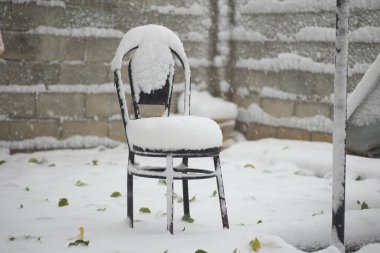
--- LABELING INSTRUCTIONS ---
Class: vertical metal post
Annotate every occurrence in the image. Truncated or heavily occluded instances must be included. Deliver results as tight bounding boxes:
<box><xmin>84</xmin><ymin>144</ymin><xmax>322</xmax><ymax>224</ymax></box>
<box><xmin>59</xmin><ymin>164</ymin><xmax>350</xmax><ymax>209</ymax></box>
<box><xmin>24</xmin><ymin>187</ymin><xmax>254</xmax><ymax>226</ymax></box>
<box><xmin>214</xmin><ymin>156</ymin><xmax>229</xmax><ymax>229</ymax></box>
<box><xmin>332</xmin><ymin>0</ymin><xmax>349</xmax><ymax>251</ymax></box>
<box><xmin>182</xmin><ymin>158</ymin><xmax>190</xmax><ymax>216</ymax></box>
<box><xmin>127</xmin><ymin>152</ymin><xmax>134</xmax><ymax>228</ymax></box>
<box><xmin>166</xmin><ymin>156</ymin><xmax>174</xmax><ymax>234</ymax></box>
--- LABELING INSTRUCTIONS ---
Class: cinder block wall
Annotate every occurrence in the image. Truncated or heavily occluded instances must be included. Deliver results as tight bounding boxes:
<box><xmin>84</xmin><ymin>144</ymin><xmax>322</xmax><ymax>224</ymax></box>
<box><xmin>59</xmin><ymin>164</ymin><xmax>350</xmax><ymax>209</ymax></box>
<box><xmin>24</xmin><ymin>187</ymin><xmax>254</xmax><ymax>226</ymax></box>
<box><xmin>227</xmin><ymin>0</ymin><xmax>380</xmax><ymax>142</ymax></box>
<box><xmin>0</xmin><ymin>0</ymin><xmax>211</xmax><ymax>148</ymax></box>
<box><xmin>0</xmin><ymin>0</ymin><xmax>379</xmax><ymax>149</ymax></box>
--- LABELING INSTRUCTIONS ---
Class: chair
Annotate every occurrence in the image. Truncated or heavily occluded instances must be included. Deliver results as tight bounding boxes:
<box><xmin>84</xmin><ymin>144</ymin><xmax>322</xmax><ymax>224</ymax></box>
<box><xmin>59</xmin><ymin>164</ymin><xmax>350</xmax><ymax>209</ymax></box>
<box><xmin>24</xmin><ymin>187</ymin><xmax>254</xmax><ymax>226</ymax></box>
<box><xmin>111</xmin><ymin>24</ymin><xmax>229</xmax><ymax>234</ymax></box>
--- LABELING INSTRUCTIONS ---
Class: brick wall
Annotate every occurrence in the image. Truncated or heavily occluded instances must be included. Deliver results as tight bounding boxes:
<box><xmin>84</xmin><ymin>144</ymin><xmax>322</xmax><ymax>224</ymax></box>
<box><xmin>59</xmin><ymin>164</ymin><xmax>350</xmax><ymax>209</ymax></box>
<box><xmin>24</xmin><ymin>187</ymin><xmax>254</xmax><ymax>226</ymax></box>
<box><xmin>0</xmin><ymin>0</ymin><xmax>379</xmax><ymax>149</ymax></box>
<box><xmin>0</xmin><ymin>0</ymin><xmax>211</xmax><ymax>149</ymax></box>
<box><xmin>227</xmin><ymin>0</ymin><xmax>380</xmax><ymax>141</ymax></box>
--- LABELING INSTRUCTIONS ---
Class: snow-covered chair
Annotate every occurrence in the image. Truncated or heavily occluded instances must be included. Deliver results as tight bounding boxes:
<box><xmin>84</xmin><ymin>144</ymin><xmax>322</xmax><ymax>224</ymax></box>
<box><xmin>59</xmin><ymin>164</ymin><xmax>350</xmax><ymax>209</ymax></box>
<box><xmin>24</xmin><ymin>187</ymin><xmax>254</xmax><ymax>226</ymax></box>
<box><xmin>111</xmin><ymin>25</ymin><xmax>229</xmax><ymax>234</ymax></box>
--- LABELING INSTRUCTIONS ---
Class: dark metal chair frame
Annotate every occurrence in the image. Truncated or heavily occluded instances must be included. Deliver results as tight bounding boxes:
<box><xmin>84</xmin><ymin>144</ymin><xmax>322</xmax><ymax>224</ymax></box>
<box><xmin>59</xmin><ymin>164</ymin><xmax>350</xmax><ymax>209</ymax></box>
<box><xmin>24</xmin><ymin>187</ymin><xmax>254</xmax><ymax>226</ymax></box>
<box><xmin>113</xmin><ymin>45</ymin><xmax>229</xmax><ymax>234</ymax></box>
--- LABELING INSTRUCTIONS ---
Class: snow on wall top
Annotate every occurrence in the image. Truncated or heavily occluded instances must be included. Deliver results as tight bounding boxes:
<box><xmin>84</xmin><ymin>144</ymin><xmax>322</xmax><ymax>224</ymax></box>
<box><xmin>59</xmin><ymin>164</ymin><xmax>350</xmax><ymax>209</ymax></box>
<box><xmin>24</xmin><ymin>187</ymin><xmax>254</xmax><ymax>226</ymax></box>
<box><xmin>25</xmin><ymin>26</ymin><xmax>207</xmax><ymax>42</ymax></box>
<box><xmin>230</xmin><ymin>26</ymin><xmax>270</xmax><ymax>42</ymax></box>
<box><xmin>295</xmin><ymin>26</ymin><xmax>380</xmax><ymax>43</ymax></box>
<box><xmin>236</xmin><ymin>53</ymin><xmax>372</xmax><ymax>76</ymax></box>
<box><xmin>150</xmin><ymin>3</ymin><xmax>207</xmax><ymax>16</ymax></box>
<box><xmin>236</xmin><ymin>53</ymin><xmax>334</xmax><ymax>74</ymax></box>
<box><xmin>349</xmin><ymin>27</ymin><xmax>380</xmax><ymax>44</ymax></box>
<box><xmin>228</xmin><ymin>26</ymin><xmax>380</xmax><ymax>43</ymax></box>
<box><xmin>348</xmin><ymin>53</ymin><xmax>380</xmax><ymax>126</ymax></box>
<box><xmin>177</xmin><ymin>90</ymin><xmax>238</xmax><ymax>120</ymax></box>
<box><xmin>238</xmin><ymin>104</ymin><xmax>333</xmax><ymax>133</ymax></box>
<box><xmin>26</xmin><ymin>26</ymin><xmax>124</xmax><ymax>38</ymax></box>
<box><xmin>239</xmin><ymin>0</ymin><xmax>380</xmax><ymax>14</ymax></box>
<box><xmin>0</xmin><ymin>83</ymin><xmax>189</xmax><ymax>94</ymax></box>
<box><xmin>0</xmin><ymin>83</ymin><xmax>131</xmax><ymax>94</ymax></box>
<box><xmin>3</xmin><ymin>0</ymin><xmax>65</xmax><ymax>8</ymax></box>
<box><xmin>0</xmin><ymin>136</ymin><xmax>121</xmax><ymax>150</ymax></box>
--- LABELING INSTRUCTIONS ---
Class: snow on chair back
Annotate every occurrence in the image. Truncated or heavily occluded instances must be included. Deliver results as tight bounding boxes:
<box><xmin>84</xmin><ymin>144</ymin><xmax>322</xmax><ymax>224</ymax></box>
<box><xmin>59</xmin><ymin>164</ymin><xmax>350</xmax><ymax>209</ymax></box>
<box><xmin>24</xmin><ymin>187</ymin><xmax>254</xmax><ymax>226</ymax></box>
<box><xmin>111</xmin><ymin>25</ymin><xmax>191</xmax><ymax>120</ymax></box>
<box><xmin>347</xmin><ymin>53</ymin><xmax>380</xmax><ymax>158</ymax></box>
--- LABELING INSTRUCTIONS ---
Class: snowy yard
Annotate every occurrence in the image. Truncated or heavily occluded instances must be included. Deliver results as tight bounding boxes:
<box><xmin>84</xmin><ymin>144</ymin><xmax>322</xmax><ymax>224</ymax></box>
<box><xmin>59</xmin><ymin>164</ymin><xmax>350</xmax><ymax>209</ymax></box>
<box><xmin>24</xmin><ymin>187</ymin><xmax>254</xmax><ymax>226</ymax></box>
<box><xmin>1</xmin><ymin>139</ymin><xmax>379</xmax><ymax>253</ymax></box>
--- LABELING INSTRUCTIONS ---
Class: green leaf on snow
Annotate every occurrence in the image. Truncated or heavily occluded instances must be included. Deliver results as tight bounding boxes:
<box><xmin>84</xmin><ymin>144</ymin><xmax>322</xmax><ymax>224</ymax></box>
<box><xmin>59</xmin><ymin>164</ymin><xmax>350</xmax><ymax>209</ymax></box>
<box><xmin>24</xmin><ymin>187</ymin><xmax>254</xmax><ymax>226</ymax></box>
<box><xmin>312</xmin><ymin>210</ymin><xmax>324</xmax><ymax>216</ymax></box>
<box><xmin>110</xmin><ymin>191</ymin><xmax>121</xmax><ymax>198</ymax></box>
<box><xmin>244</xmin><ymin>163</ymin><xmax>255</xmax><ymax>169</ymax></box>
<box><xmin>139</xmin><ymin>207</ymin><xmax>151</xmax><ymax>214</ymax></box>
<box><xmin>158</xmin><ymin>179</ymin><xmax>167</xmax><ymax>185</ymax></box>
<box><xmin>28</xmin><ymin>158</ymin><xmax>42</xmax><ymax>164</ymax></box>
<box><xmin>355</xmin><ymin>175</ymin><xmax>363</xmax><ymax>181</ymax></box>
<box><xmin>182</xmin><ymin>215</ymin><xmax>195</xmax><ymax>223</ymax></box>
<box><xmin>58</xmin><ymin>198</ymin><xmax>69</xmax><ymax>207</ymax></box>
<box><xmin>75</xmin><ymin>180</ymin><xmax>88</xmax><ymax>187</ymax></box>
<box><xmin>361</xmin><ymin>201</ymin><xmax>369</xmax><ymax>210</ymax></box>
<box><xmin>68</xmin><ymin>239</ymin><xmax>89</xmax><ymax>247</ymax></box>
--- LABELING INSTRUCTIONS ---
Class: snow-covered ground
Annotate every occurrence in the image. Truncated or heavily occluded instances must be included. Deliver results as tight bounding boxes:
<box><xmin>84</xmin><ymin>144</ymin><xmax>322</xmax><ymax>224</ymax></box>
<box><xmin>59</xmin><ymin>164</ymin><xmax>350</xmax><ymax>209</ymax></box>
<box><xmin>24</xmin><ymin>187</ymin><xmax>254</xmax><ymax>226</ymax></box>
<box><xmin>0</xmin><ymin>138</ymin><xmax>379</xmax><ymax>253</ymax></box>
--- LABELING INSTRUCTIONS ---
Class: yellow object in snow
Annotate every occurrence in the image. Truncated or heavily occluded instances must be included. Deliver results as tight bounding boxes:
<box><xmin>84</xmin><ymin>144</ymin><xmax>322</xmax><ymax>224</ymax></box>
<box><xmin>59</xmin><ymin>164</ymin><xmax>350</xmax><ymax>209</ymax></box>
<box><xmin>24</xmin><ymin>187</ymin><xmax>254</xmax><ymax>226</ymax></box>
<box><xmin>79</xmin><ymin>227</ymin><xmax>84</xmax><ymax>240</ymax></box>
<box><xmin>250</xmin><ymin>237</ymin><xmax>261</xmax><ymax>252</ymax></box>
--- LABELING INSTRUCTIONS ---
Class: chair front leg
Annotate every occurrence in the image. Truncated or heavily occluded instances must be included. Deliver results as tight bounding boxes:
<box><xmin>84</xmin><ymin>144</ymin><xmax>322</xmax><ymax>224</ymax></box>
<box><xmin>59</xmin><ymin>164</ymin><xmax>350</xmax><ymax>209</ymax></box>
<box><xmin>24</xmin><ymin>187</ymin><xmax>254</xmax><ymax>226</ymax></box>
<box><xmin>213</xmin><ymin>156</ymin><xmax>229</xmax><ymax>229</ymax></box>
<box><xmin>182</xmin><ymin>157</ymin><xmax>190</xmax><ymax>216</ymax></box>
<box><xmin>166</xmin><ymin>155</ymin><xmax>174</xmax><ymax>234</ymax></box>
<box><xmin>127</xmin><ymin>152</ymin><xmax>134</xmax><ymax>228</ymax></box>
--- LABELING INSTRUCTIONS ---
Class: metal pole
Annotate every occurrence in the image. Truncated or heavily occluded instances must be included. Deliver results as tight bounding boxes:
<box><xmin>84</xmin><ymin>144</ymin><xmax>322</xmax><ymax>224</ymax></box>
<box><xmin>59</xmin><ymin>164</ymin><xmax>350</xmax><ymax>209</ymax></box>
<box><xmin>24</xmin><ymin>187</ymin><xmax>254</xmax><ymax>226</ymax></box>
<box><xmin>332</xmin><ymin>0</ymin><xmax>349</xmax><ymax>251</ymax></box>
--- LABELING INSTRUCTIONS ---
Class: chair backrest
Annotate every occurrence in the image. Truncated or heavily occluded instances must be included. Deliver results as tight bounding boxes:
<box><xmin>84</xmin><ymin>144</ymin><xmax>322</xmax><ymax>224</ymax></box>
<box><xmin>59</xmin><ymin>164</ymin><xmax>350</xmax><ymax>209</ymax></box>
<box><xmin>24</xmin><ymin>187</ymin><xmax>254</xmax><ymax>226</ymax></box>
<box><xmin>112</xmin><ymin>25</ymin><xmax>191</xmax><ymax>128</ymax></box>
<box><xmin>127</xmin><ymin>49</ymin><xmax>186</xmax><ymax>119</ymax></box>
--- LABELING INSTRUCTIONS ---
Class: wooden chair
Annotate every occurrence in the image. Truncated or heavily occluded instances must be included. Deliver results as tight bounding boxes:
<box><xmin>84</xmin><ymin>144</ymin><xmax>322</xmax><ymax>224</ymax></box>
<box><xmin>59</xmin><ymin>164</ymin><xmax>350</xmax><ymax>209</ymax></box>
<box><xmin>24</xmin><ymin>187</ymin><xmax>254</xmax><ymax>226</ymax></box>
<box><xmin>111</xmin><ymin>25</ymin><xmax>229</xmax><ymax>234</ymax></box>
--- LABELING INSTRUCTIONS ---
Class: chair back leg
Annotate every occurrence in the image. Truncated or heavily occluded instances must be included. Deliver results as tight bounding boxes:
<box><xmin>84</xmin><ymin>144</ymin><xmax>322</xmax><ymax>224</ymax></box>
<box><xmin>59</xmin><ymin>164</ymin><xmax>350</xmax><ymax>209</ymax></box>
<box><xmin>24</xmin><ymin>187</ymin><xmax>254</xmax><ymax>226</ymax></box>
<box><xmin>213</xmin><ymin>156</ymin><xmax>229</xmax><ymax>229</ymax></box>
<box><xmin>166</xmin><ymin>155</ymin><xmax>174</xmax><ymax>234</ymax></box>
<box><xmin>181</xmin><ymin>158</ymin><xmax>190</xmax><ymax>216</ymax></box>
<box><xmin>127</xmin><ymin>153</ymin><xmax>134</xmax><ymax>228</ymax></box>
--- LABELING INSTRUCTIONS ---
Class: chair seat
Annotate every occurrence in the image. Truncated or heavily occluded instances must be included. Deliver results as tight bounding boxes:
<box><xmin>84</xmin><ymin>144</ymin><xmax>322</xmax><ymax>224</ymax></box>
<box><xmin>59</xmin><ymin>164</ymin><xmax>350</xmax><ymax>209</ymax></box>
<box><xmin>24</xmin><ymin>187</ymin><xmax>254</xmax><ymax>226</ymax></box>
<box><xmin>127</xmin><ymin>115</ymin><xmax>223</xmax><ymax>152</ymax></box>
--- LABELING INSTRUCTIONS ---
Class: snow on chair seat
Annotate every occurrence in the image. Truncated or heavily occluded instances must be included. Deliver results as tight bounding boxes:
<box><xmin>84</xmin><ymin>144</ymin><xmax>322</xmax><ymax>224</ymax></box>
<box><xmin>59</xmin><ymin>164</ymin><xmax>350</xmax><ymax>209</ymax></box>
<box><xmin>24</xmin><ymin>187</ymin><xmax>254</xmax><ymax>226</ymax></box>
<box><xmin>127</xmin><ymin>116</ymin><xmax>223</xmax><ymax>154</ymax></box>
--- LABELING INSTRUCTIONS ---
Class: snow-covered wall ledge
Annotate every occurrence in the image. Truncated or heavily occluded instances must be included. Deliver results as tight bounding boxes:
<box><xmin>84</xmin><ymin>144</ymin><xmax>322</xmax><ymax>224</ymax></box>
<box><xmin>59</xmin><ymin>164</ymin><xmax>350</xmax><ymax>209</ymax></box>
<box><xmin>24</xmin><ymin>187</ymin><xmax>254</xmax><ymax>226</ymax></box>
<box><xmin>236</xmin><ymin>53</ymin><xmax>371</xmax><ymax>76</ymax></box>
<box><xmin>0</xmin><ymin>136</ymin><xmax>123</xmax><ymax>153</ymax></box>
<box><xmin>227</xmin><ymin>26</ymin><xmax>380</xmax><ymax>43</ymax></box>
<box><xmin>238</xmin><ymin>104</ymin><xmax>332</xmax><ymax>134</ymax></box>
<box><xmin>239</xmin><ymin>0</ymin><xmax>380</xmax><ymax>14</ymax></box>
<box><xmin>25</xmin><ymin>26</ymin><xmax>125</xmax><ymax>38</ymax></box>
<box><xmin>1</xmin><ymin>0</ymin><xmax>65</xmax><ymax>8</ymax></box>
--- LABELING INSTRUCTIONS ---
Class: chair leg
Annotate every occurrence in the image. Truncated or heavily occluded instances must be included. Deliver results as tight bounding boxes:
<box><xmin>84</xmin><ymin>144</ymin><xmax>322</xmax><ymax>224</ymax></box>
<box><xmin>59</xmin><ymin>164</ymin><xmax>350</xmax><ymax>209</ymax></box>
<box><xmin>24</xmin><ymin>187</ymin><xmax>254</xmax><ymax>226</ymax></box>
<box><xmin>182</xmin><ymin>158</ymin><xmax>190</xmax><ymax>216</ymax></box>
<box><xmin>166</xmin><ymin>155</ymin><xmax>174</xmax><ymax>234</ymax></box>
<box><xmin>127</xmin><ymin>152</ymin><xmax>134</xmax><ymax>228</ymax></box>
<box><xmin>213</xmin><ymin>156</ymin><xmax>229</xmax><ymax>229</ymax></box>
